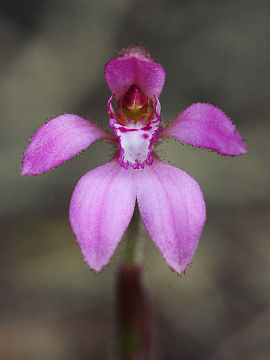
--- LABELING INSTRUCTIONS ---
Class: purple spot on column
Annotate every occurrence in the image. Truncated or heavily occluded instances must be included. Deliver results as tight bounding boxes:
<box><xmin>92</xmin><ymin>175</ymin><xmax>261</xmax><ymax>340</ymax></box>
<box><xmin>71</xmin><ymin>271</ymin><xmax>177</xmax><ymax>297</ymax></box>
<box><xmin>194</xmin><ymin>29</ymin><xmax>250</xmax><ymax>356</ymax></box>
<box><xmin>119</xmin><ymin>127</ymin><xmax>137</xmax><ymax>133</ymax></box>
<box><xmin>142</xmin><ymin>125</ymin><xmax>151</xmax><ymax>131</ymax></box>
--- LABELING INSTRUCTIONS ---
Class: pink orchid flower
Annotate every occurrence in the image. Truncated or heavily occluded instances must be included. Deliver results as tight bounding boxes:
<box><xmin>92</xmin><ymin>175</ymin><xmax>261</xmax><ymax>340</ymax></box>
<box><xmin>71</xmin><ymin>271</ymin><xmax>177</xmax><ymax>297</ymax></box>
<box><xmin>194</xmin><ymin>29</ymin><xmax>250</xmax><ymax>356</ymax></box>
<box><xmin>21</xmin><ymin>46</ymin><xmax>247</xmax><ymax>275</ymax></box>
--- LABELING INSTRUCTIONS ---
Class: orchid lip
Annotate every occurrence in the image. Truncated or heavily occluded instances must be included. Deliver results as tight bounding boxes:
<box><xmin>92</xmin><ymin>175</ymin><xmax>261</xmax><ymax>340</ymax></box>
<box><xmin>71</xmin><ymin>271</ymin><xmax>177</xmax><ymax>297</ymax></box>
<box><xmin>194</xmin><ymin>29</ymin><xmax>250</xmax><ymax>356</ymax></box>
<box><xmin>107</xmin><ymin>85</ymin><xmax>162</xmax><ymax>169</ymax></box>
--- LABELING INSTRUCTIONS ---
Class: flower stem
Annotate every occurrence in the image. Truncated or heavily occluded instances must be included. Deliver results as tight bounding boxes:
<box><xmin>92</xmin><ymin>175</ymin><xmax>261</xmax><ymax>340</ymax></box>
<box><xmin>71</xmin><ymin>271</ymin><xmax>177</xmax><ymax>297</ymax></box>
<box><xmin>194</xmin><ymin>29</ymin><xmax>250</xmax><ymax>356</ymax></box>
<box><xmin>115</xmin><ymin>206</ymin><xmax>152</xmax><ymax>359</ymax></box>
<box><xmin>124</xmin><ymin>205</ymin><xmax>140</xmax><ymax>266</ymax></box>
<box><xmin>116</xmin><ymin>265</ymin><xmax>151</xmax><ymax>360</ymax></box>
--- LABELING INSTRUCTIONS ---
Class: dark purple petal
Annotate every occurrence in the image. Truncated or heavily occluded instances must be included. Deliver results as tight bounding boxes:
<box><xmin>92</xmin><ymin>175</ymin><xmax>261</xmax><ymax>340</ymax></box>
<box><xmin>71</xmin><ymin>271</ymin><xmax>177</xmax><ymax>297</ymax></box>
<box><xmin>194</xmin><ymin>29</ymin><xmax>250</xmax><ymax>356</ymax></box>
<box><xmin>21</xmin><ymin>114</ymin><xmax>113</xmax><ymax>175</ymax></box>
<box><xmin>136</xmin><ymin>158</ymin><xmax>206</xmax><ymax>275</ymax></box>
<box><xmin>69</xmin><ymin>158</ymin><xmax>137</xmax><ymax>273</ymax></box>
<box><xmin>105</xmin><ymin>46</ymin><xmax>166</xmax><ymax>99</ymax></box>
<box><xmin>161</xmin><ymin>103</ymin><xmax>247</xmax><ymax>156</ymax></box>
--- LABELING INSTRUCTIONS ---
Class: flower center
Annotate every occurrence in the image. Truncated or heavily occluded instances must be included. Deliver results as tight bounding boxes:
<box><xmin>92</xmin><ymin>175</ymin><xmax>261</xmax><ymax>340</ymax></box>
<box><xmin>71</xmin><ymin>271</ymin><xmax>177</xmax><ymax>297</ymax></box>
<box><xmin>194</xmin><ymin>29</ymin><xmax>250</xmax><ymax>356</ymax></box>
<box><xmin>107</xmin><ymin>85</ymin><xmax>162</xmax><ymax>169</ymax></box>
<box><xmin>118</xmin><ymin>85</ymin><xmax>154</xmax><ymax>125</ymax></box>
<box><xmin>122</xmin><ymin>84</ymin><xmax>147</xmax><ymax>110</ymax></box>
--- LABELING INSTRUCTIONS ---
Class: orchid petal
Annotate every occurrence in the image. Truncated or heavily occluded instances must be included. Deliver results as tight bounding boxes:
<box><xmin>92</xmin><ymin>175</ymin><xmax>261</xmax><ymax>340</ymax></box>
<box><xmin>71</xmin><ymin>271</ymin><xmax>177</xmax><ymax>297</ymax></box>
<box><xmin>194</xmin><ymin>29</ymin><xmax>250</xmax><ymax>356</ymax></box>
<box><xmin>69</xmin><ymin>158</ymin><xmax>137</xmax><ymax>273</ymax></box>
<box><xmin>136</xmin><ymin>158</ymin><xmax>206</xmax><ymax>275</ymax></box>
<box><xmin>161</xmin><ymin>103</ymin><xmax>247</xmax><ymax>156</ymax></box>
<box><xmin>105</xmin><ymin>46</ymin><xmax>165</xmax><ymax>99</ymax></box>
<box><xmin>21</xmin><ymin>114</ymin><xmax>113</xmax><ymax>175</ymax></box>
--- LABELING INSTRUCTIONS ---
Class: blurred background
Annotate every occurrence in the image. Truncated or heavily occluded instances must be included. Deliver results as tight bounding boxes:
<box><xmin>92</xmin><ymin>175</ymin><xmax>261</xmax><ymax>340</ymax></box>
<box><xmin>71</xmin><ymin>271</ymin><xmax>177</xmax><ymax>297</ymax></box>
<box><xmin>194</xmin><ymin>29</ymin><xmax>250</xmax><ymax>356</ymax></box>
<box><xmin>1</xmin><ymin>0</ymin><xmax>270</xmax><ymax>359</ymax></box>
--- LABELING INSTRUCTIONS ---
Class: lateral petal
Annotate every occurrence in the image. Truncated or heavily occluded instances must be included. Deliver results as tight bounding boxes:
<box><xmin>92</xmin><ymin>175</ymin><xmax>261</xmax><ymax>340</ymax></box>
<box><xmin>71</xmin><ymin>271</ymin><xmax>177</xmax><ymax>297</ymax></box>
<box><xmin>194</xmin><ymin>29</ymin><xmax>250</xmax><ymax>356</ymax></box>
<box><xmin>161</xmin><ymin>103</ymin><xmax>247</xmax><ymax>156</ymax></box>
<box><xmin>136</xmin><ymin>158</ymin><xmax>206</xmax><ymax>275</ymax></box>
<box><xmin>105</xmin><ymin>45</ymin><xmax>166</xmax><ymax>99</ymax></box>
<box><xmin>69</xmin><ymin>159</ymin><xmax>137</xmax><ymax>272</ymax></box>
<box><xmin>21</xmin><ymin>114</ymin><xmax>113</xmax><ymax>175</ymax></box>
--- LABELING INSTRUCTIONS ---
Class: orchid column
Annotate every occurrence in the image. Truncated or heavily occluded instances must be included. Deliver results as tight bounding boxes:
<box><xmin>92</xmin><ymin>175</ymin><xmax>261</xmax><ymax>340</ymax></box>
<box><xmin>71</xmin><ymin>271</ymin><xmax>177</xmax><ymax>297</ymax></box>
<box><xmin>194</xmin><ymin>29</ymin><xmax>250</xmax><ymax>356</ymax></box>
<box><xmin>21</xmin><ymin>45</ymin><xmax>247</xmax><ymax>358</ymax></box>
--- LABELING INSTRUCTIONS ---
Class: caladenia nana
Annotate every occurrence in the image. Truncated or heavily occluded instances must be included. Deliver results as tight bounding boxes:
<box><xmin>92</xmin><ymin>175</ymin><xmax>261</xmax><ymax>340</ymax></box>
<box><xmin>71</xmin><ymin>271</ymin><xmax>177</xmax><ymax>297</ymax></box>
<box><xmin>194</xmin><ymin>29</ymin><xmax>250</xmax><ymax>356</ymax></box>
<box><xmin>21</xmin><ymin>45</ymin><xmax>247</xmax><ymax>358</ymax></box>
